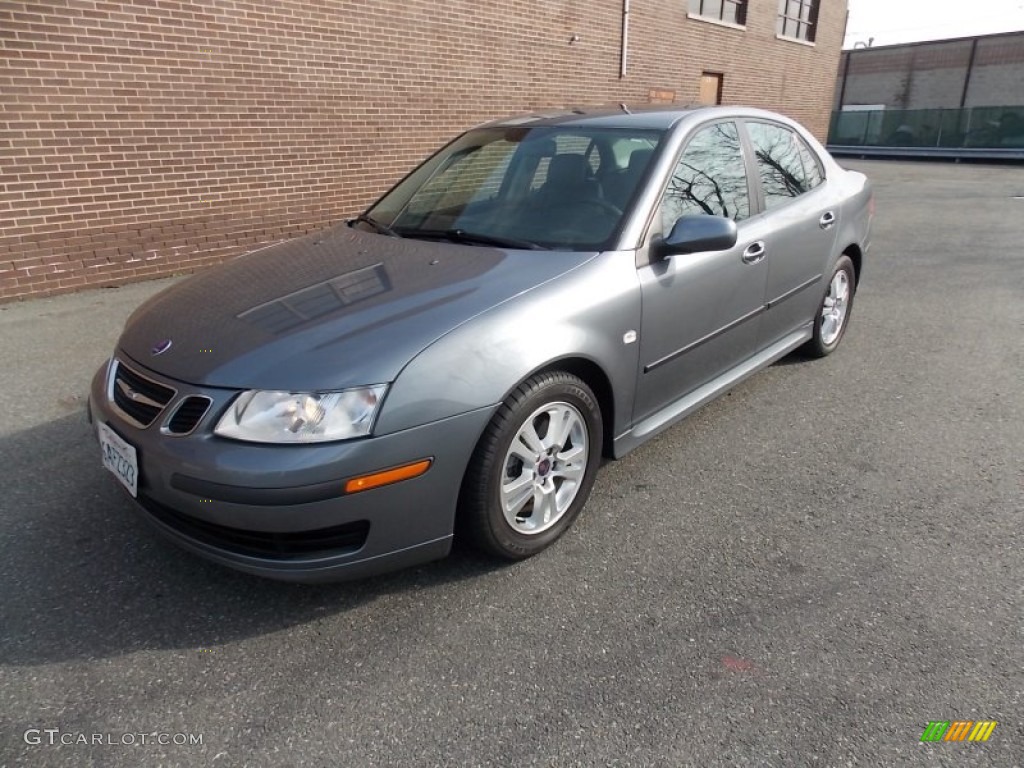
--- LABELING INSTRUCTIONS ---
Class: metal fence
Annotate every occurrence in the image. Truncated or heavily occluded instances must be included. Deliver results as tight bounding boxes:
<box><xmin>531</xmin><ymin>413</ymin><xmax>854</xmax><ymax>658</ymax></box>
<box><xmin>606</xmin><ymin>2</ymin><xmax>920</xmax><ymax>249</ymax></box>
<box><xmin>827</xmin><ymin>106</ymin><xmax>1024</xmax><ymax>158</ymax></box>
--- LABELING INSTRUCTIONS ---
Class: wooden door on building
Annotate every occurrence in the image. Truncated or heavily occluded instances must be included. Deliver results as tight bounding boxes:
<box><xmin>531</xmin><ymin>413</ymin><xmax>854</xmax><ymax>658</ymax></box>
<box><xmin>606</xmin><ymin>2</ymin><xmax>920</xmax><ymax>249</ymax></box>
<box><xmin>699</xmin><ymin>72</ymin><xmax>723</xmax><ymax>105</ymax></box>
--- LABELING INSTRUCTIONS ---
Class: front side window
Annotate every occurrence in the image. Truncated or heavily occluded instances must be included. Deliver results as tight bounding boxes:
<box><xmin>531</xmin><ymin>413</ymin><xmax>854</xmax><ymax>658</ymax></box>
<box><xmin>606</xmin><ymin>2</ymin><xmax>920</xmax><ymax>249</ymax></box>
<box><xmin>689</xmin><ymin>0</ymin><xmax>747</xmax><ymax>25</ymax></box>
<box><xmin>660</xmin><ymin>121</ymin><xmax>750</xmax><ymax>231</ymax></box>
<box><xmin>746</xmin><ymin>121</ymin><xmax>821</xmax><ymax>209</ymax></box>
<box><xmin>777</xmin><ymin>0</ymin><xmax>818</xmax><ymax>41</ymax></box>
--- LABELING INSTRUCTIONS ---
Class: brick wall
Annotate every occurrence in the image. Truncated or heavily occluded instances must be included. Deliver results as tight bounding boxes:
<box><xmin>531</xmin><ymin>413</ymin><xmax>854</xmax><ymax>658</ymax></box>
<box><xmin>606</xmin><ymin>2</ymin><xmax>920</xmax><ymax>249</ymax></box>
<box><xmin>1</xmin><ymin>0</ymin><xmax>846</xmax><ymax>302</ymax></box>
<box><xmin>834</xmin><ymin>32</ymin><xmax>1024</xmax><ymax>110</ymax></box>
<box><xmin>966</xmin><ymin>35</ymin><xmax>1024</xmax><ymax>107</ymax></box>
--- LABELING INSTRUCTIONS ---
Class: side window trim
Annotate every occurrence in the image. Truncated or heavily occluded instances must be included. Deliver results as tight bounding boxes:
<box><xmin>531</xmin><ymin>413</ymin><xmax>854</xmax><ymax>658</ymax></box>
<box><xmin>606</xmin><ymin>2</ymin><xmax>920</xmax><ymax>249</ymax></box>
<box><xmin>737</xmin><ymin>120</ymin><xmax>765</xmax><ymax>217</ymax></box>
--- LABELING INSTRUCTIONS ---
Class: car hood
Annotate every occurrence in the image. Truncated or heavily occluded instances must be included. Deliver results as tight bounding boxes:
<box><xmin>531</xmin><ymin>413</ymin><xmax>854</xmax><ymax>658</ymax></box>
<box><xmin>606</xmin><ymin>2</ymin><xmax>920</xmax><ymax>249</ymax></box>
<box><xmin>117</xmin><ymin>225</ymin><xmax>596</xmax><ymax>390</ymax></box>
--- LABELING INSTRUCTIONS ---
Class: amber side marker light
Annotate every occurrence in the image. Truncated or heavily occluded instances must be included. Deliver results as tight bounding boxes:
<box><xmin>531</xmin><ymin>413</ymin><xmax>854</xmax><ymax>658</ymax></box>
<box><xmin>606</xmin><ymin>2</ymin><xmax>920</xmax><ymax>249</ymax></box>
<box><xmin>344</xmin><ymin>459</ymin><xmax>433</xmax><ymax>494</ymax></box>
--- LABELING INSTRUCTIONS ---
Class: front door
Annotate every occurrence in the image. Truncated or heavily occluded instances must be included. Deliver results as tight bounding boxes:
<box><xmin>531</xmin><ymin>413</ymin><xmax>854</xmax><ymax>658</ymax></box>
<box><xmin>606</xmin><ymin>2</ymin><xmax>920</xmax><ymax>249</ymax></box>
<box><xmin>634</xmin><ymin>121</ymin><xmax>769</xmax><ymax>423</ymax></box>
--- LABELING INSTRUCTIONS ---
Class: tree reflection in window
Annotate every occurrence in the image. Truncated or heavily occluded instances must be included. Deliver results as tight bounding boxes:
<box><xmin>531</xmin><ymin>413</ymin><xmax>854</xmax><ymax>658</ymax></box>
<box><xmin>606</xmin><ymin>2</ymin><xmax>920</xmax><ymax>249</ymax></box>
<box><xmin>795</xmin><ymin>136</ymin><xmax>824</xmax><ymax>189</ymax></box>
<box><xmin>661</xmin><ymin>121</ymin><xmax>749</xmax><ymax>231</ymax></box>
<box><xmin>746</xmin><ymin>122</ymin><xmax>818</xmax><ymax>210</ymax></box>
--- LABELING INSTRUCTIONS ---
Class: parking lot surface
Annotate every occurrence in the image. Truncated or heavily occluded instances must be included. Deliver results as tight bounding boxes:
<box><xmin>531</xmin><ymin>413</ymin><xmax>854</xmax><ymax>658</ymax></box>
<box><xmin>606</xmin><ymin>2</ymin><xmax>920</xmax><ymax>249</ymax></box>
<box><xmin>1</xmin><ymin>160</ymin><xmax>1022</xmax><ymax>766</ymax></box>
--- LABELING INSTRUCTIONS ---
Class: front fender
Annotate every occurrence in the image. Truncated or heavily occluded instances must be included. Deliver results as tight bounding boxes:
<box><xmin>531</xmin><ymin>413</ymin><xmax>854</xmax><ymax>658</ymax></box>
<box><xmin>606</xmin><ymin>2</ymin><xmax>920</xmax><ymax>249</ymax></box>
<box><xmin>374</xmin><ymin>252</ymin><xmax>643</xmax><ymax>438</ymax></box>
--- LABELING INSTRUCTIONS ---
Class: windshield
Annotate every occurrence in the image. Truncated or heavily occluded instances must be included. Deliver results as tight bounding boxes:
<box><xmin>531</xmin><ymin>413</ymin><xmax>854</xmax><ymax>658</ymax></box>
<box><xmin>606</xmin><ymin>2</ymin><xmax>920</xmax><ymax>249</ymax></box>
<box><xmin>359</xmin><ymin>125</ymin><xmax>664</xmax><ymax>250</ymax></box>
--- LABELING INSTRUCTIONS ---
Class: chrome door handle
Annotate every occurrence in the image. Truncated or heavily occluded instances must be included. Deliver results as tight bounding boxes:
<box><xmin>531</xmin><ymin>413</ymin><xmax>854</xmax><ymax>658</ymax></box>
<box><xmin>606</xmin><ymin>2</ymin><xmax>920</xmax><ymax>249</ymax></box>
<box><xmin>741</xmin><ymin>241</ymin><xmax>766</xmax><ymax>264</ymax></box>
<box><xmin>819</xmin><ymin>211</ymin><xmax>836</xmax><ymax>229</ymax></box>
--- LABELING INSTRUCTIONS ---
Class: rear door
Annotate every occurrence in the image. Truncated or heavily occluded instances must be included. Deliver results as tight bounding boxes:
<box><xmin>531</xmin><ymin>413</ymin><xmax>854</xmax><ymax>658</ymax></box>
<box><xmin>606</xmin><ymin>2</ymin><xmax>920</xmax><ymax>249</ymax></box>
<box><xmin>742</xmin><ymin>120</ymin><xmax>839</xmax><ymax>346</ymax></box>
<box><xmin>633</xmin><ymin>120</ymin><xmax>770</xmax><ymax>422</ymax></box>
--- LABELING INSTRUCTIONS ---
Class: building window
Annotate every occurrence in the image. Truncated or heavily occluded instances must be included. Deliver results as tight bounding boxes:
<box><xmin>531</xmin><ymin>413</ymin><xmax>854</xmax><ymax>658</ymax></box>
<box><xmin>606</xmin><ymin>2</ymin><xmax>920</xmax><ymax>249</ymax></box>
<box><xmin>777</xmin><ymin>0</ymin><xmax>818</xmax><ymax>42</ymax></box>
<box><xmin>689</xmin><ymin>0</ymin><xmax>747</xmax><ymax>26</ymax></box>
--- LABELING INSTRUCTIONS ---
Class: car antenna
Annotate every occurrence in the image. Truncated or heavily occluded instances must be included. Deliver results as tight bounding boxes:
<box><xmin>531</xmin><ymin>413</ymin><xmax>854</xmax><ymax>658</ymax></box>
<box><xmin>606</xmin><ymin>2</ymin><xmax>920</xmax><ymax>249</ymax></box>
<box><xmin>619</xmin><ymin>103</ymin><xmax>632</xmax><ymax>114</ymax></box>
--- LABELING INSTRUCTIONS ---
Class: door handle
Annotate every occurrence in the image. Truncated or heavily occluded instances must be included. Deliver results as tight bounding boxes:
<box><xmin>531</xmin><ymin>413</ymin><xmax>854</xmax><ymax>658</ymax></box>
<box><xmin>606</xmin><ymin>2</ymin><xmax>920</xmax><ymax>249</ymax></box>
<box><xmin>819</xmin><ymin>211</ymin><xmax>836</xmax><ymax>229</ymax></box>
<box><xmin>741</xmin><ymin>241</ymin><xmax>766</xmax><ymax>264</ymax></box>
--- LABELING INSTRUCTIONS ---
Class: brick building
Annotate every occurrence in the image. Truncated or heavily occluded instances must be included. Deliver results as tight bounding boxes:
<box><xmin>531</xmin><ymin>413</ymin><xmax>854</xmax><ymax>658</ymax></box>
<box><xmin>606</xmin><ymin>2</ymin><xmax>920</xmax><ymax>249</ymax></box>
<box><xmin>828</xmin><ymin>32</ymin><xmax>1024</xmax><ymax>154</ymax></box>
<box><xmin>834</xmin><ymin>31</ymin><xmax>1024</xmax><ymax>111</ymax></box>
<box><xmin>1</xmin><ymin>0</ymin><xmax>847</xmax><ymax>301</ymax></box>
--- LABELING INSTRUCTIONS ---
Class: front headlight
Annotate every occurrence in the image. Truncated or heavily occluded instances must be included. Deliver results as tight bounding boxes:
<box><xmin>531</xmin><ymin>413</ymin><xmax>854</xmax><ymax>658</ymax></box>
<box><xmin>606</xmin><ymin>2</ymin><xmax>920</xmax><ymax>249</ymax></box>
<box><xmin>214</xmin><ymin>386</ymin><xmax>387</xmax><ymax>444</ymax></box>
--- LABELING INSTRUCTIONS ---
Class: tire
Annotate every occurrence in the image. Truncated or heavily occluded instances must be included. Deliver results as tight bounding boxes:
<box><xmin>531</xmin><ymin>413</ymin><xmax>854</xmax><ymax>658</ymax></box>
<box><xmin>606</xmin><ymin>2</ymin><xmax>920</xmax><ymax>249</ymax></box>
<box><xmin>803</xmin><ymin>255</ymin><xmax>856</xmax><ymax>358</ymax></box>
<box><xmin>459</xmin><ymin>371</ymin><xmax>603</xmax><ymax>560</ymax></box>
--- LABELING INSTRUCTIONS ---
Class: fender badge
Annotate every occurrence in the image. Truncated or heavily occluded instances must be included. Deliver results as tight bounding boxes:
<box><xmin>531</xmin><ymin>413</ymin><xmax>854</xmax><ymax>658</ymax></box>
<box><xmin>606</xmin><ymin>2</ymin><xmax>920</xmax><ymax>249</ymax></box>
<box><xmin>151</xmin><ymin>339</ymin><xmax>173</xmax><ymax>356</ymax></box>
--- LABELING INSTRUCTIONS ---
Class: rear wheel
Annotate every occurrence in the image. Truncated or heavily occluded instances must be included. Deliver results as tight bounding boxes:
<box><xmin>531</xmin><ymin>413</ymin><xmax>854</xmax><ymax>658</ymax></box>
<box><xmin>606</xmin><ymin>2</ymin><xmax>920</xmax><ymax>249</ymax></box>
<box><xmin>803</xmin><ymin>255</ymin><xmax>856</xmax><ymax>358</ymax></box>
<box><xmin>459</xmin><ymin>372</ymin><xmax>603</xmax><ymax>559</ymax></box>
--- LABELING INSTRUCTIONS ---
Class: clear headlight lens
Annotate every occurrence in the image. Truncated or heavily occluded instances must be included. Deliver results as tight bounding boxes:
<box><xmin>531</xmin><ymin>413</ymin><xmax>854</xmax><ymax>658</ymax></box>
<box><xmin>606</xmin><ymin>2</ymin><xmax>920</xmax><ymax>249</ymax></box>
<box><xmin>214</xmin><ymin>386</ymin><xmax>387</xmax><ymax>443</ymax></box>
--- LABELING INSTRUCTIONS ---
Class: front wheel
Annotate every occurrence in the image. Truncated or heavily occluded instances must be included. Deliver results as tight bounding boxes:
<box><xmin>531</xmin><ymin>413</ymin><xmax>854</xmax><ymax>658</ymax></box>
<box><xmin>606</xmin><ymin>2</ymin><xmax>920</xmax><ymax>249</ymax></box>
<box><xmin>803</xmin><ymin>255</ymin><xmax>856</xmax><ymax>358</ymax></box>
<box><xmin>459</xmin><ymin>372</ymin><xmax>603</xmax><ymax>559</ymax></box>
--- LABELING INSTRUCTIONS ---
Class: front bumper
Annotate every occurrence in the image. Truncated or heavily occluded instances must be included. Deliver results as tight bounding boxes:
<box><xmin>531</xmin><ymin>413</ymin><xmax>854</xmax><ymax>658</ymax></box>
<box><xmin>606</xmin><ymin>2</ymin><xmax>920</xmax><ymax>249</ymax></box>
<box><xmin>88</xmin><ymin>355</ymin><xmax>496</xmax><ymax>582</ymax></box>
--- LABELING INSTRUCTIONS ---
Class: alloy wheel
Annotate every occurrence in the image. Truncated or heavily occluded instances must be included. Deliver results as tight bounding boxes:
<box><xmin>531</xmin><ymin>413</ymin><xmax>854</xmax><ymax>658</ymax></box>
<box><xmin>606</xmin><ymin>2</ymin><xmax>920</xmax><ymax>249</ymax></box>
<box><xmin>500</xmin><ymin>401</ymin><xmax>589</xmax><ymax>535</ymax></box>
<box><xmin>821</xmin><ymin>270</ymin><xmax>851</xmax><ymax>346</ymax></box>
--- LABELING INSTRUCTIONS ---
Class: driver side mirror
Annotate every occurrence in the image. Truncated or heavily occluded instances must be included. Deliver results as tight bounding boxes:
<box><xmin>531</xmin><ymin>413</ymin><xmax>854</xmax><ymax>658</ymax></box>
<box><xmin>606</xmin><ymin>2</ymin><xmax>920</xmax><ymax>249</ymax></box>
<box><xmin>653</xmin><ymin>215</ymin><xmax>738</xmax><ymax>260</ymax></box>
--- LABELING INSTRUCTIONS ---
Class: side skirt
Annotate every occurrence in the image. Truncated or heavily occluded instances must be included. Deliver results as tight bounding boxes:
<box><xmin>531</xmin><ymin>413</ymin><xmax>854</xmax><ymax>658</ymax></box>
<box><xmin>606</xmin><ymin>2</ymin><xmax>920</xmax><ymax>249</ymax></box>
<box><xmin>612</xmin><ymin>325</ymin><xmax>813</xmax><ymax>458</ymax></box>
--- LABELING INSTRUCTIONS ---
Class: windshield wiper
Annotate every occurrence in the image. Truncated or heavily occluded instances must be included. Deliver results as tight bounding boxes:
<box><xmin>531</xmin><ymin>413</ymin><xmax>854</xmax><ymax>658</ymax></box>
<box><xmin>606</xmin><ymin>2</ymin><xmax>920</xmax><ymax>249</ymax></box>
<box><xmin>398</xmin><ymin>228</ymin><xmax>546</xmax><ymax>250</ymax></box>
<box><xmin>350</xmin><ymin>214</ymin><xmax>401</xmax><ymax>238</ymax></box>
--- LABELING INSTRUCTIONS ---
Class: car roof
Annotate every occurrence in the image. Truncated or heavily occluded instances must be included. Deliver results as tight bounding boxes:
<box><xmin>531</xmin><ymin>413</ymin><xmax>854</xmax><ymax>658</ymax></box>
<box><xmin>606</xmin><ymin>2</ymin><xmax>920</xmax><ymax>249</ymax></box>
<box><xmin>475</xmin><ymin>105</ymin><xmax>708</xmax><ymax>132</ymax></box>
<box><xmin>476</xmin><ymin>105</ymin><xmax>712</xmax><ymax>131</ymax></box>
<box><xmin>474</xmin><ymin>105</ymin><xmax>811</xmax><ymax>134</ymax></box>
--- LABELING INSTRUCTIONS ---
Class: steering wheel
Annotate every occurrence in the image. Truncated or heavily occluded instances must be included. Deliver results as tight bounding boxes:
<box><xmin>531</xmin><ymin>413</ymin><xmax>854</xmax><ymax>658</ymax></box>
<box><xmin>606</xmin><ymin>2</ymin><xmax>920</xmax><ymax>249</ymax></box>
<box><xmin>554</xmin><ymin>198</ymin><xmax>624</xmax><ymax>218</ymax></box>
<box><xmin>586</xmin><ymin>198</ymin><xmax>624</xmax><ymax>217</ymax></box>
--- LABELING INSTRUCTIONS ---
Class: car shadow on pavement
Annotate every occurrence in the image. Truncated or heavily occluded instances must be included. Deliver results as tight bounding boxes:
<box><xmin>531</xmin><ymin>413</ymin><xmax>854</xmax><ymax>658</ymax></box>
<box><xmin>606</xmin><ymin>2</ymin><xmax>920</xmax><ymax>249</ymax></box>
<box><xmin>0</xmin><ymin>413</ymin><xmax>501</xmax><ymax>666</ymax></box>
<box><xmin>772</xmin><ymin>349</ymin><xmax>814</xmax><ymax>367</ymax></box>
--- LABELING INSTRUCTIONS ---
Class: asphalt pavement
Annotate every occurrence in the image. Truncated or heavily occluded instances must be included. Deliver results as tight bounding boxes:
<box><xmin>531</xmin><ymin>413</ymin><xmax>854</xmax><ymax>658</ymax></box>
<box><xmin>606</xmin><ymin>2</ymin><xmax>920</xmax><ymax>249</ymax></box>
<box><xmin>1</xmin><ymin>160</ymin><xmax>1022</xmax><ymax>767</ymax></box>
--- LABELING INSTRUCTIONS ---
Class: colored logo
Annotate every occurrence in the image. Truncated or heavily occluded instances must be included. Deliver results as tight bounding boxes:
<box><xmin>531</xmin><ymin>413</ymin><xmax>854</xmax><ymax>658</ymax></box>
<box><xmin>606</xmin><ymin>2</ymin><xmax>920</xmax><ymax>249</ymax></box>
<box><xmin>151</xmin><ymin>339</ymin><xmax>173</xmax><ymax>356</ymax></box>
<box><xmin>920</xmin><ymin>721</ymin><xmax>997</xmax><ymax>742</ymax></box>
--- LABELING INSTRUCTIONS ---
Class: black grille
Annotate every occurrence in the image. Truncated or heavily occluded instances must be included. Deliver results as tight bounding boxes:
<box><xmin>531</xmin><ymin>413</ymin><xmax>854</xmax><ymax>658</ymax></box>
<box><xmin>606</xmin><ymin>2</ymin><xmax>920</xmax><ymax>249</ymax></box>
<box><xmin>164</xmin><ymin>396</ymin><xmax>212</xmax><ymax>435</ymax></box>
<box><xmin>137</xmin><ymin>494</ymin><xmax>370</xmax><ymax>560</ymax></box>
<box><xmin>111</xmin><ymin>360</ymin><xmax>176</xmax><ymax>427</ymax></box>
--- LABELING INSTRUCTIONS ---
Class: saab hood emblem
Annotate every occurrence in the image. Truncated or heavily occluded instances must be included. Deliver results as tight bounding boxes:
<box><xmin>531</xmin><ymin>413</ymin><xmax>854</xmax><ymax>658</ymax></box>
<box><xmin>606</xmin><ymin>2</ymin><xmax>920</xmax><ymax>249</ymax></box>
<box><xmin>151</xmin><ymin>339</ymin><xmax>173</xmax><ymax>356</ymax></box>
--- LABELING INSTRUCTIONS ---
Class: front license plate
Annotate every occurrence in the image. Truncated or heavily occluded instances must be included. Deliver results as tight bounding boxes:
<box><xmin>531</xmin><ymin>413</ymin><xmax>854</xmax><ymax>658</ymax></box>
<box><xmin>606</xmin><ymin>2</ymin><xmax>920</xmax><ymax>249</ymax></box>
<box><xmin>98</xmin><ymin>422</ymin><xmax>138</xmax><ymax>498</ymax></box>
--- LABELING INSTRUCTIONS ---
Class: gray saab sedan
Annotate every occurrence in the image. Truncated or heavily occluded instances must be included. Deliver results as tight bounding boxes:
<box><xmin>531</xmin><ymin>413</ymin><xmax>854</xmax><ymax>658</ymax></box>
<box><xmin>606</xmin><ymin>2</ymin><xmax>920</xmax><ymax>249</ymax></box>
<box><xmin>89</xmin><ymin>106</ymin><xmax>873</xmax><ymax>582</ymax></box>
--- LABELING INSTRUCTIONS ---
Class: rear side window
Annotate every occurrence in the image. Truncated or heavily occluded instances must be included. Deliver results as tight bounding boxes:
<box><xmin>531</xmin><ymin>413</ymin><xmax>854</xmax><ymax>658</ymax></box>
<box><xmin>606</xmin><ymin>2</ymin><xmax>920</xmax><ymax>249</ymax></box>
<box><xmin>746</xmin><ymin>121</ymin><xmax>821</xmax><ymax>210</ymax></box>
